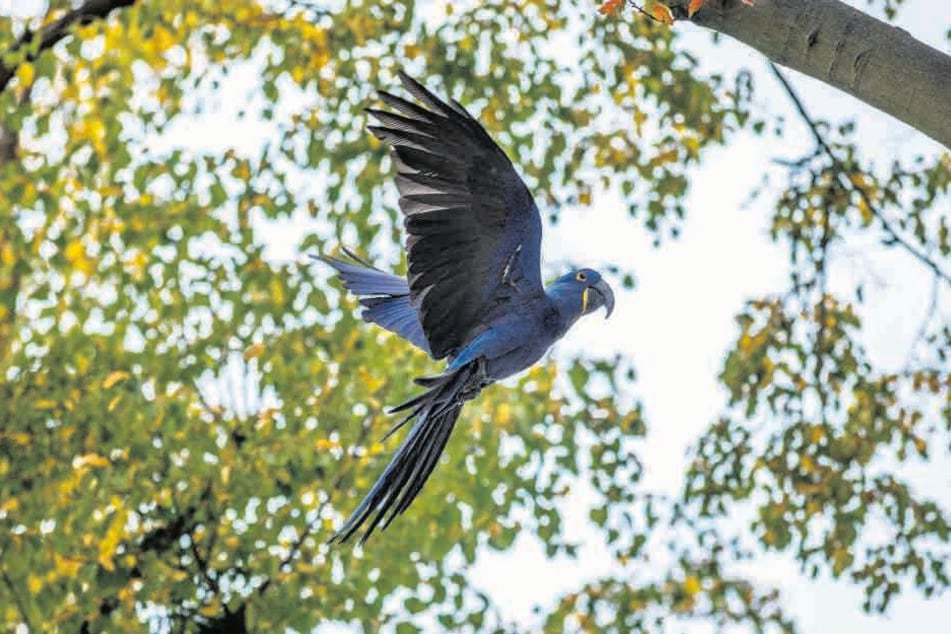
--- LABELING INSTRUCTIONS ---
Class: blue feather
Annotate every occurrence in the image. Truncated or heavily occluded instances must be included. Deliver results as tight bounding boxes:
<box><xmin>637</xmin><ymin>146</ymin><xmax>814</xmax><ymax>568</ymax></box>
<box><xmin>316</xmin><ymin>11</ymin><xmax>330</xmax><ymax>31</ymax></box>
<box><xmin>321</xmin><ymin>72</ymin><xmax>616</xmax><ymax>544</ymax></box>
<box><xmin>320</xmin><ymin>253</ymin><xmax>432</xmax><ymax>355</ymax></box>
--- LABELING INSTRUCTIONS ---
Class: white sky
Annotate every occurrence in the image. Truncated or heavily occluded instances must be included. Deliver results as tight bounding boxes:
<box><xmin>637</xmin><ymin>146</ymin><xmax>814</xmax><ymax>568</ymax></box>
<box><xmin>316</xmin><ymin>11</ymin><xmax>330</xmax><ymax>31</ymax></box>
<box><xmin>2</xmin><ymin>0</ymin><xmax>948</xmax><ymax>631</ymax></box>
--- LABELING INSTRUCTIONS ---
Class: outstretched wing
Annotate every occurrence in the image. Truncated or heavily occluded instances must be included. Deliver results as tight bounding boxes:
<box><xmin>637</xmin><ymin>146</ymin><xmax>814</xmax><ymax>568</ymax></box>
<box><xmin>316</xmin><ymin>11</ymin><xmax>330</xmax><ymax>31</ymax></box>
<box><xmin>367</xmin><ymin>71</ymin><xmax>544</xmax><ymax>360</ymax></box>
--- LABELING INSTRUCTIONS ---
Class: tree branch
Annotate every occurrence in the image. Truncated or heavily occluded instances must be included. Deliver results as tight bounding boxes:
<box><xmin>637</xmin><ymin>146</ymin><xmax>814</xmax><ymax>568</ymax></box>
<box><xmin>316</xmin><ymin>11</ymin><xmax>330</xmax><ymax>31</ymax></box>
<box><xmin>0</xmin><ymin>557</ymin><xmax>33</xmax><ymax>630</ymax></box>
<box><xmin>0</xmin><ymin>0</ymin><xmax>137</xmax><ymax>94</ymax></box>
<box><xmin>688</xmin><ymin>0</ymin><xmax>951</xmax><ymax>148</ymax></box>
<box><xmin>769</xmin><ymin>62</ymin><xmax>951</xmax><ymax>287</ymax></box>
<box><xmin>253</xmin><ymin>415</ymin><xmax>375</xmax><ymax>598</ymax></box>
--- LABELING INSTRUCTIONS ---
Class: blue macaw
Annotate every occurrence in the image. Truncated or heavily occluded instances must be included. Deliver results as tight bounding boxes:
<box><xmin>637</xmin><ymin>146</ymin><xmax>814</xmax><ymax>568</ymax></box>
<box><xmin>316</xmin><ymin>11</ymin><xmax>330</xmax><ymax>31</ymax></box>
<box><xmin>323</xmin><ymin>71</ymin><xmax>615</xmax><ymax>544</ymax></box>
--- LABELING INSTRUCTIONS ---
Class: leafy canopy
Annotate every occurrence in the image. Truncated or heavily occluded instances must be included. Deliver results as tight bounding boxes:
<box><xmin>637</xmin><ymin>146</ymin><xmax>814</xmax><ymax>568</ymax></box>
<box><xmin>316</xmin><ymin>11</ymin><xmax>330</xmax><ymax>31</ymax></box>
<box><xmin>0</xmin><ymin>0</ymin><xmax>947</xmax><ymax>631</ymax></box>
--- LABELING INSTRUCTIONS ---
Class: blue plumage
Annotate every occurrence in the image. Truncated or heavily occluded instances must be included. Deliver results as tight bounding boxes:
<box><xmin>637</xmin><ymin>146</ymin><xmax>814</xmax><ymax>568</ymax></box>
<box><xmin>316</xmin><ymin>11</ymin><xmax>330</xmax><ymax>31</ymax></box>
<box><xmin>320</xmin><ymin>250</ymin><xmax>431</xmax><ymax>354</ymax></box>
<box><xmin>324</xmin><ymin>72</ymin><xmax>615</xmax><ymax>544</ymax></box>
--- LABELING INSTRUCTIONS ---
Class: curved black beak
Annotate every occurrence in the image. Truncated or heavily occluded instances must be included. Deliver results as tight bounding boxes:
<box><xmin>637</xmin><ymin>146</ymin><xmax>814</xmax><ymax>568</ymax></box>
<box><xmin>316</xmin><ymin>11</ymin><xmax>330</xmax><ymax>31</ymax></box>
<box><xmin>592</xmin><ymin>279</ymin><xmax>615</xmax><ymax>319</ymax></box>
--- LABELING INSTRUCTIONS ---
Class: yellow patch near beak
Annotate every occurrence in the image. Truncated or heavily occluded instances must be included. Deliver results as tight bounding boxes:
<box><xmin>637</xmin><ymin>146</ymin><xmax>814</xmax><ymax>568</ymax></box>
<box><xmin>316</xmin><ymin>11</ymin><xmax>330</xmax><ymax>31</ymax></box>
<box><xmin>581</xmin><ymin>287</ymin><xmax>589</xmax><ymax>313</ymax></box>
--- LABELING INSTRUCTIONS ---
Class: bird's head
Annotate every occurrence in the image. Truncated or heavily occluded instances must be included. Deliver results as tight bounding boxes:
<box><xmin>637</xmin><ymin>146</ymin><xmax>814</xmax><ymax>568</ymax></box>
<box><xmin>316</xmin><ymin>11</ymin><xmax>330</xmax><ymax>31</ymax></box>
<box><xmin>551</xmin><ymin>268</ymin><xmax>615</xmax><ymax>319</ymax></box>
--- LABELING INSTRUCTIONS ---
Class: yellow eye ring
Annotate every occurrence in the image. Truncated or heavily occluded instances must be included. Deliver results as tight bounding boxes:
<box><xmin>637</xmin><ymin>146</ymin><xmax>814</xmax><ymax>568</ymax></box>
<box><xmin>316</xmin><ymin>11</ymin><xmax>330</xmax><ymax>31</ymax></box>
<box><xmin>576</xmin><ymin>271</ymin><xmax>587</xmax><ymax>282</ymax></box>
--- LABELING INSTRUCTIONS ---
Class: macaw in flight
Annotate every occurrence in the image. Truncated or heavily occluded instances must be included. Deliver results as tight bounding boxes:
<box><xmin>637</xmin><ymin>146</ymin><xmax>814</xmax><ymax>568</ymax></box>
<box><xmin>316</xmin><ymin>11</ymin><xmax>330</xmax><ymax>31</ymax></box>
<box><xmin>323</xmin><ymin>71</ymin><xmax>615</xmax><ymax>544</ymax></box>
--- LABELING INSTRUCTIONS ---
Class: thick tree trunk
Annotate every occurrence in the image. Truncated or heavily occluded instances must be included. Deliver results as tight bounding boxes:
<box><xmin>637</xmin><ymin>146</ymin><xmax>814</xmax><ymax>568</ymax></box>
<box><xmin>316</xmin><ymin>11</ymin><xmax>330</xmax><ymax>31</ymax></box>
<box><xmin>682</xmin><ymin>0</ymin><xmax>951</xmax><ymax>148</ymax></box>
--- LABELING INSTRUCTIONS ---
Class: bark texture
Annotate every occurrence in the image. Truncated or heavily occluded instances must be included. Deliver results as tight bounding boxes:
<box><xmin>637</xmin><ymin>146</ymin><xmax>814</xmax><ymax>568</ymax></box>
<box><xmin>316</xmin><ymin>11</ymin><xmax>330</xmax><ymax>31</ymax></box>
<box><xmin>684</xmin><ymin>0</ymin><xmax>951</xmax><ymax>148</ymax></box>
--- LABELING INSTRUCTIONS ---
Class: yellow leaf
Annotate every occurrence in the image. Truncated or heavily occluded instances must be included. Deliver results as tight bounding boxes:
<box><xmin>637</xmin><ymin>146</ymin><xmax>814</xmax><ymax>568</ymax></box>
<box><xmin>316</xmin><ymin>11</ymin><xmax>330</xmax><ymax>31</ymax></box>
<box><xmin>0</xmin><ymin>498</ymin><xmax>19</xmax><ymax>513</ymax></box>
<box><xmin>738</xmin><ymin>333</ymin><xmax>752</xmax><ymax>351</ymax></box>
<box><xmin>199</xmin><ymin>600</ymin><xmax>221</xmax><ymax>617</ymax></box>
<box><xmin>687</xmin><ymin>0</ymin><xmax>706</xmax><ymax>17</ymax></box>
<box><xmin>684</xmin><ymin>136</ymin><xmax>700</xmax><ymax>154</ymax></box>
<box><xmin>1</xmin><ymin>241</ymin><xmax>14</xmax><ymax>266</ymax></box>
<box><xmin>151</xmin><ymin>25</ymin><xmax>176</xmax><ymax>54</ymax></box>
<box><xmin>98</xmin><ymin>509</ymin><xmax>128</xmax><ymax>572</ymax></box>
<box><xmin>74</xmin><ymin>119</ymin><xmax>106</xmax><ymax>156</ymax></box>
<box><xmin>35</xmin><ymin>399</ymin><xmax>58</xmax><ymax>410</ymax></box>
<box><xmin>233</xmin><ymin>161</ymin><xmax>251</xmax><ymax>181</ymax></box>
<box><xmin>651</xmin><ymin>148</ymin><xmax>679</xmax><ymax>165</ymax></box>
<box><xmin>683</xmin><ymin>575</ymin><xmax>701</xmax><ymax>596</ymax></box>
<box><xmin>75</xmin><ymin>453</ymin><xmax>110</xmax><ymax>469</ymax></box>
<box><xmin>170</xmin><ymin>568</ymin><xmax>189</xmax><ymax>582</ymax></box>
<box><xmin>103</xmin><ymin>371</ymin><xmax>130</xmax><ymax>389</ymax></box>
<box><xmin>63</xmin><ymin>239</ymin><xmax>85</xmax><ymax>264</ymax></box>
<box><xmin>16</xmin><ymin>62</ymin><xmax>34</xmax><ymax>87</ymax></box>
<box><xmin>496</xmin><ymin>403</ymin><xmax>512</xmax><ymax>426</ymax></box>
<box><xmin>108</xmin><ymin>395</ymin><xmax>122</xmax><ymax>412</ymax></box>
<box><xmin>7</xmin><ymin>431</ymin><xmax>30</xmax><ymax>445</ymax></box>
<box><xmin>55</xmin><ymin>553</ymin><xmax>83</xmax><ymax>576</ymax></box>
<box><xmin>243</xmin><ymin>342</ymin><xmax>266</xmax><ymax>361</ymax></box>
<box><xmin>270</xmin><ymin>277</ymin><xmax>286</xmax><ymax>305</ymax></box>
<box><xmin>27</xmin><ymin>575</ymin><xmax>42</xmax><ymax>595</ymax></box>
<box><xmin>356</xmin><ymin>367</ymin><xmax>384</xmax><ymax>393</ymax></box>
<box><xmin>315</xmin><ymin>438</ymin><xmax>340</xmax><ymax>451</ymax></box>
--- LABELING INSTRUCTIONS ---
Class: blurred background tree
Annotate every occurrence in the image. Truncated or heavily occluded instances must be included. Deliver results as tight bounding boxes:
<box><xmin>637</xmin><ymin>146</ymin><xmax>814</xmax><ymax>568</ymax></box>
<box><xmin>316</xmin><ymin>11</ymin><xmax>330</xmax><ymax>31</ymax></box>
<box><xmin>0</xmin><ymin>0</ymin><xmax>946</xmax><ymax>632</ymax></box>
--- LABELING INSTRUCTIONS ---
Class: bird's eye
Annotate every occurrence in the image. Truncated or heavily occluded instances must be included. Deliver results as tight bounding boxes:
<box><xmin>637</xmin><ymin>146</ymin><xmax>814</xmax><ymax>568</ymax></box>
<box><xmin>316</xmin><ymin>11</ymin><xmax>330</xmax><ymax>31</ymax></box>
<box><xmin>575</xmin><ymin>271</ymin><xmax>587</xmax><ymax>282</ymax></box>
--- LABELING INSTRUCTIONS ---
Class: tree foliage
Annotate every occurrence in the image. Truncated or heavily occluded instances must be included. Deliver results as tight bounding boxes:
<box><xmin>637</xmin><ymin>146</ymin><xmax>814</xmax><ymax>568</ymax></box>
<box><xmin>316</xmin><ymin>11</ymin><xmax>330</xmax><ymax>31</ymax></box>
<box><xmin>0</xmin><ymin>0</ymin><xmax>947</xmax><ymax>632</ymax></box>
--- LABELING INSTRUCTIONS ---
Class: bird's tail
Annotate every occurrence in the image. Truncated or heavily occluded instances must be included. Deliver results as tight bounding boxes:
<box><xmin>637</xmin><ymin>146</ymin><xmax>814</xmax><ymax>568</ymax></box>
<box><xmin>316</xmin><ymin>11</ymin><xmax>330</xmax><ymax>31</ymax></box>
<box><xmin>329</xmin><ymin>362</ymin><xmax>482</xmax><ymax>544</ymax></box>
<box><xmin>317</xmin><ymin>249</ymin><xmax>432</xmax><ymax>355</ymax></box>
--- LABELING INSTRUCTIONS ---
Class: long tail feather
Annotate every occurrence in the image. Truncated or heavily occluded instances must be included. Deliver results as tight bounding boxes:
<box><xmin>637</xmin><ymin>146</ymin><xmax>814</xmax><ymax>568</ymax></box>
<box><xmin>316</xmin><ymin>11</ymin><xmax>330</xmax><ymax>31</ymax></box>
<box><xmin>329</xmin><ymin>364</ymin><xmax>478</xmax><ymax>545</ymax></box>
<box><xmin>380</xmin><ymin>403</ymin><xmax>423</xmax><ymax>442</ymax></box>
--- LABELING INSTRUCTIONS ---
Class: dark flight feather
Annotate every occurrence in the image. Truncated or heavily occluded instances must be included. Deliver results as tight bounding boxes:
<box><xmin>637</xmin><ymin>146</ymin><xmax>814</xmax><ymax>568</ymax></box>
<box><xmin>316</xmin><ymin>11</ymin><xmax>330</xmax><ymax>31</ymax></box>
<box><xmin>366</xmin><ymin>70</ymin><xmax>545</xmax><ymax>359</ymax></box>
<box><xmin>322</xmin><ymin>71</ymin><xmax>616</xmax><ymax>546</ymax></box>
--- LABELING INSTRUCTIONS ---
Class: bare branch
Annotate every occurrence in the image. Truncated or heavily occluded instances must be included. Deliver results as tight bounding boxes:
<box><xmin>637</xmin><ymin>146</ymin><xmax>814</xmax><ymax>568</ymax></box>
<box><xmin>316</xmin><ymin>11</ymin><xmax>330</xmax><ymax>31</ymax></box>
<box><xmin>0</xmin><ymin>0</ymin><xmax>137</xmax><ymax>94</ymax></box>
<box><xmin>769</xmin><ymin>62</ymin><xmax>951</xmax><ymax>287</ymax></box>
<box><xmin>905</xmin><ymin>273</ymin><xmax>942</xmax><ymax>369</ymax></box>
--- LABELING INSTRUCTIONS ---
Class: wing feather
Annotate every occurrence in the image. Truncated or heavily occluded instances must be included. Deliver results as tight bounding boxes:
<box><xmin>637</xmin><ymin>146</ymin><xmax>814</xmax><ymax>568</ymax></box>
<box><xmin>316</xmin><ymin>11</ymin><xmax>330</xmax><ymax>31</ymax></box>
<box><xmin>368</xmin><ymin>71</ymin><xmax>543</xmax><ymax>359</ymax></box>
<box><xmin>377</xmin><ymin>90</ymin><xmax>438</xmax><ymax>122</ymax></box>
<box><xmin>365</xmin><ymin>108</ymin><xmax>435</xmax><ymax>136</ymax></box>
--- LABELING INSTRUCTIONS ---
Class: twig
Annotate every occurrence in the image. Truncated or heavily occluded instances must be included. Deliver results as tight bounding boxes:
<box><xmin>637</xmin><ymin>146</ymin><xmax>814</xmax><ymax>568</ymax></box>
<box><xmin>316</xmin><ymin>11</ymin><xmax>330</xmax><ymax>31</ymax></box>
<box><xmin>0</xmin><ymin>559</ymin><xmax>33</xmax><ymax>629</ymax></box>
<box><xmin>905</xmin><ymin>271</ymin><xmax>941</xmax><ymax>368</ymax></box>
<box><xmin>0</xmin><ymin>0</ymin><xmax>137</xmax><ymax>94</ymax></box>
<box><xmin>769</xmin><ymin>62</ymin><xmax>951</xmax><ymax>286</ymax></box>
<box><xmin>286</xmin><ymin>0</ymin><xmax>332</xmax><ymax>17</ymax></box>
<box><xmin>626</xmin><ymin>1</ymin><xmax>662</xmax><ymax>22</ymax></box>
<box><xmin>814</xmin><ymin>175</ymin><xmax>832</xmax><ymax>412</ymax></box>
<box><xmin>191</xmin><ymin>538</ymin><xmax>220</xmax><ymax>596</ymax></box>
<box><xmin>254</xmin><ymin>414</ymin><xmax>375</xmax><ymax>597</ymax></box>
